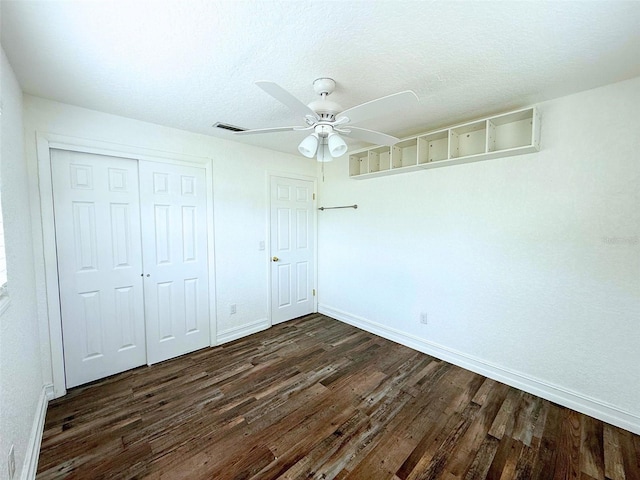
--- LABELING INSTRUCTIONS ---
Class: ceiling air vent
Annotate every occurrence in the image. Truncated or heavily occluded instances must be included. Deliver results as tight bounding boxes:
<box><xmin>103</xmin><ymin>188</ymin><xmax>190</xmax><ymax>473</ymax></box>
<box><xmin>212</xmin><ymin>122</ymin><xmax>246</xmax><ymax>132</ymax></box>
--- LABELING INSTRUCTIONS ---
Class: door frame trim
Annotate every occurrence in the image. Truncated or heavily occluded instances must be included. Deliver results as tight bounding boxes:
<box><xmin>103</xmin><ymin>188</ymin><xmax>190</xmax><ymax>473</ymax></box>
<box><xmin>266</xmin><ymin>172</ymin><xmax>318</xmax><ymax>326</ymax></box>
<box><xmin>35</xmin><ymin>132</ymin><xmax>217</xmax><ymax>398</ymax></box>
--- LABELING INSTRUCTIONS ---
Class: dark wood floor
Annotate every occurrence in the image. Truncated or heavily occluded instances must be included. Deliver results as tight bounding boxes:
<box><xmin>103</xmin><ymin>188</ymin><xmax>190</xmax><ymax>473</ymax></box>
<box><xmin>38</xmin><ymin>314</ymin><xmax>640</xmax><ymax>480</ymax></box>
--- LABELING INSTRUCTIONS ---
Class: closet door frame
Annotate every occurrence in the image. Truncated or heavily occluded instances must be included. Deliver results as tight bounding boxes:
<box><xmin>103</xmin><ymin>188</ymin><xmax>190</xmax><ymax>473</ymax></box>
<box><xmin>36</xmin><ymin>133</ymin><xmax>216</xmax><ymax>398</ymax></box>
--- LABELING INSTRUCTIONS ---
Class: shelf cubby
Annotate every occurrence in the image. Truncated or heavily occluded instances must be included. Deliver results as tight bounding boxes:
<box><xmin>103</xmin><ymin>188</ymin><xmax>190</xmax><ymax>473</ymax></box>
<box><xmin>418</xmin><ymin>130</ymin><xmax>448</xmax><ymax>164</ymax></box>
<box><xmin>449</xmin><ymin>120</ymin><xmax>487</xmax><ymax>159</ymax></box>
<box><xmin>368</xmin><ymin>147</ymin><xmax>391</xmax><ymax>173</ymax></box>
<box><xmin>391</xmin><ymin>139</ymin><xmax>418</xmax><ymax>169</ymax></box>
<box><xmin>349</xmin><ymin>106</ymin><xmax>541</xmax><ymax>180</ymax></box>
<box><xmin>487</xmin><ymin>109</ymin><xmax>534</xmax><ymax>152</ymax></box>
<box><xmin>349</xmin><ymin>152</ymin><xmax>369</xmax><ymax>177</ymax></box>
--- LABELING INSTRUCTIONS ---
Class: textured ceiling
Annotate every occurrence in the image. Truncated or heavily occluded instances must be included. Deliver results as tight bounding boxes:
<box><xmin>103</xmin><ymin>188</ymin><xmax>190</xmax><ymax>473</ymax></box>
<box><xmin>2</xmin><ymin>0</ymin><xmax>640</xmax><ymax>156</ymax></box>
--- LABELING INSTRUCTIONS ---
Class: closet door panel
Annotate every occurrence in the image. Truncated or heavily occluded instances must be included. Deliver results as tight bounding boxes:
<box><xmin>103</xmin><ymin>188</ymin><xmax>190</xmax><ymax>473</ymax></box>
<box><xmin>139</xmin><ymin>161</ymin><xmax>210</xmax><ymax>364</ymax></box>
<box><xmin>51</xmin><ymin>150</ymin><xmax>146</xmax><ymax>388</ymax></box>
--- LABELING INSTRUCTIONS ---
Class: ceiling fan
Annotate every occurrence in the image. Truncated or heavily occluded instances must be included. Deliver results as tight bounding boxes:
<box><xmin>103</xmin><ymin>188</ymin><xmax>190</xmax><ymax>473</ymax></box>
<box><xmin>235</xmin><ymin>78</ymin><xmax>419</xmax><ymax>161</ymax></box>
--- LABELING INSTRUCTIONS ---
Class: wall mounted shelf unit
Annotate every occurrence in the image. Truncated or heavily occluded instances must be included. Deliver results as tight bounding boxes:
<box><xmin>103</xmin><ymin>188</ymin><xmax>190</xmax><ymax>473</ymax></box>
<box><xmin>348</xmin><ymin>107</ymin><xmax>540</xmax><ymax>179</ymax></box>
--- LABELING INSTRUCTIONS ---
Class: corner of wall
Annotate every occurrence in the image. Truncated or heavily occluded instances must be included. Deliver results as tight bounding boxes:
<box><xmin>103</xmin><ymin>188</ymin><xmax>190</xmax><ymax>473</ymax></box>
<box><xmin>319</xmin><ymin>304</ymin><xmax>640</xmax><ymax>436</ymax></box>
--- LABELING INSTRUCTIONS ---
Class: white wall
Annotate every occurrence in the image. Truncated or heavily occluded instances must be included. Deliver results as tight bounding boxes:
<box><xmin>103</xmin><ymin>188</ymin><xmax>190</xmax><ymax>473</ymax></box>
<box><xmin>22</xmin><ymin>96</ymin><xmax>316</xmax><ymax>390</ymax></box>
<box><xmin>0</xmin><ymin>47</ymin><xmax>44</xmax><ymax>479</ymax></box>
<box><xmin>317</xmin><ymin>76</ymin><xmax>640</xmax><ymax>433</ymax></box>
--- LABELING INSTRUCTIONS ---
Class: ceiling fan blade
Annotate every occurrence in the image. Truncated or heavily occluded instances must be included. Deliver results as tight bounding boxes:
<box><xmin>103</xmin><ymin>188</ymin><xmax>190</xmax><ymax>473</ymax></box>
<box><xmin>256</xmin><ymin>81</ymin><xmax>319</xmax><ymax>120</ymax></box>
<box><xmin>341</xmin><ymin>126</ymin><xmax>400</xmax><ymax>146</ymax></box>
<box><xmin>234</xmin><ymin>126</ymin><xmax>311</xmax><ymax>136</ymax></box>
<box><xmin>338</xmin><ymin>90</ymin><xmax>419</xmax><ymax>125</ymax></box>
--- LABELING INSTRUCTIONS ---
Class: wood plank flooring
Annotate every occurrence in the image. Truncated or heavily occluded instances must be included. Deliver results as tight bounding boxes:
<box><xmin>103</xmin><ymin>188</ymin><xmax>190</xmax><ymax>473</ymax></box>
<box><xmin>37</xmin><ymin>314</ymin><xmax>640</xmax><ymax>480</ymax></box>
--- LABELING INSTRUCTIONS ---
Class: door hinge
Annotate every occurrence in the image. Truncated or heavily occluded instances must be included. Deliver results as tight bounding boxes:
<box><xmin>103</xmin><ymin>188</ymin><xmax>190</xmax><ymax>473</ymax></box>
<box><xmin>312</xmin><ymin>289</ymin><xmax>316</xmax><ymax>296</ymax></box>
<box><xmin>313</xmin><ymin>193</ymin><xmax>315</xmax><ymax>200</ymax></box>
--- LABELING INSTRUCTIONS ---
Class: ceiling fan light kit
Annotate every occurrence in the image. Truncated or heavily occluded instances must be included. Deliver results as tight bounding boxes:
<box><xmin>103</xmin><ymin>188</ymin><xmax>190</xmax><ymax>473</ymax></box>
<box><xmin>236</xmin><ymin>77</ymin><xmax>419</xmax><ymax>162</ymax></box>
<box><xmin>298</xmin><ymin>133</ymin><xmax>319</xmax><ymax>158</ymax></box>
<box><xmin>316</xmin><ymin>140</ymin><xmax>332</xmax><ymax>163</ymax></box>
<box><xmin>297</xmin><ymin>125</ymin><xmax>348</xmax><ymax>160</ymax></box>
<box><xmin>327</xmin><ymin>132</ymin><xmax>348</xmax><ymax>157</ymax></box>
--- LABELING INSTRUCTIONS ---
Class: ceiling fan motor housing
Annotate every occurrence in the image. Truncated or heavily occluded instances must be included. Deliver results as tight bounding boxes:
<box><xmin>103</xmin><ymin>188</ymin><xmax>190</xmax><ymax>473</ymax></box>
<box><xmin>308</xmin><ymin>98</ymin><xmax>342</xmax><ymax>118</ymax></box>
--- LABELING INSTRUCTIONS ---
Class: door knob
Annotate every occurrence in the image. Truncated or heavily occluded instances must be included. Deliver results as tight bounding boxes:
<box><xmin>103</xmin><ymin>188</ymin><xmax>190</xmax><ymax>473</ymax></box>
<box><xmin>272</xmin><ymin>256</ymin><xmax>279</xmax><ymax>262</ymax></box>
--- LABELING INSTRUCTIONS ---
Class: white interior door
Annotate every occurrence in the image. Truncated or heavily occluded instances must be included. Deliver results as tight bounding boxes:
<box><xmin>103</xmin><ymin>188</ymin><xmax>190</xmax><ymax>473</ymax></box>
<box><xmin>139</xmin><ymin>161</ymin><xmax>210</xmax><ymax>364</ymax></box>
<box><xmin>51</xmin><ymin>150</ymin><xmax>146</xmax><ymax>388</ymax></box>
<box><xmin>270</xmin><ymin>176</ymin><xmax>315</xmax><ymax>324</ymax></box>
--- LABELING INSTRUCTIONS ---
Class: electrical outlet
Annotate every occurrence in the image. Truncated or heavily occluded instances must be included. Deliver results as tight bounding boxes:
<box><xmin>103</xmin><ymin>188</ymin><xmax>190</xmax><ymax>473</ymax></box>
<box><xmin>8</xmin><ymin>444</ymin><xmax>15</xmax><ymax>479</ymax></box>
<box><xmin>230</xmin><ymin>304</ymin><xmax>237</xmax><ymax>315</ymax></box>
<box><xmin>420</xmin><ymin>312</ymin><xmax>428</xmax><ymax>324</ymax></box>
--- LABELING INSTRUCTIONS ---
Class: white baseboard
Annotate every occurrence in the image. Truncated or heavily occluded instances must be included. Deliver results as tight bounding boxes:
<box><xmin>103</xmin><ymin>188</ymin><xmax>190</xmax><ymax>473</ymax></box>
<box><xmin>21</xmin><ymin>384</ymin><xmax>52</xmax><ymax>480</ymax></box>
<box><xmin>216</xmin><ymin>318</ymin><xmax>270</xmax><ymax>345</ymax></box>
<box><xmin>319</xmin><ymin>304</ymin><xmax>640</xmax><ymax>435</ymax></box>
<box><xmin>44</xmin><ymin>384</ymin><xmax>55</xmax><ymax>401</ymax></box>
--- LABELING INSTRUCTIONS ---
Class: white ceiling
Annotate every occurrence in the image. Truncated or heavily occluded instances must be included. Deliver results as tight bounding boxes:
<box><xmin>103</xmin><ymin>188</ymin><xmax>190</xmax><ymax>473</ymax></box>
<box><xmin>2</xmin><ymin>0</ymin><xmax>640</xmax><ymax>156</ymax></box>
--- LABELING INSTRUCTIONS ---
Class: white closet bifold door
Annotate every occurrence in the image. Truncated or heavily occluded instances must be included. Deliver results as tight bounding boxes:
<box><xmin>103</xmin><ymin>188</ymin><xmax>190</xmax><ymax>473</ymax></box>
<box><xmin>51</xmin><ymin>150</ymin><xmax>146</xmax><ymax>388</ymax></box>
<box><xmin>139</xmin><ymin>161</ymin><xmax>210</xmax><ymax>365</ymax></box>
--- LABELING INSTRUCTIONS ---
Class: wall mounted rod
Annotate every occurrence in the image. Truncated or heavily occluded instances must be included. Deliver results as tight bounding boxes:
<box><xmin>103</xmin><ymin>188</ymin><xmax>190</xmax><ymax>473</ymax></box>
<box><xmin>318</xmin><ymin>204</ymin><xmax>358</xmax><ymax>211</ymax></box>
